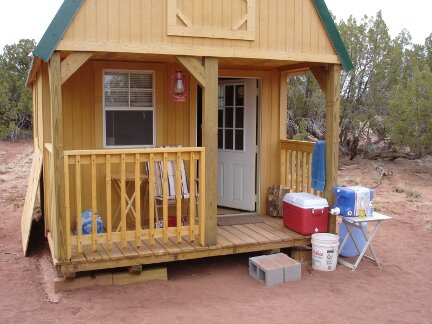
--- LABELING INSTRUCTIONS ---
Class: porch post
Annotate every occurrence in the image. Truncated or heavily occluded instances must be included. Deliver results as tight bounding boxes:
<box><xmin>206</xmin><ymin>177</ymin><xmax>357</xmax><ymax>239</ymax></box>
<box><xmin>203</xmin><ymin>57</ymin><xmax>218</xmax><ymax>246</ymax></box>
<box><xmin>48</xmin><ymin>51</ymin><xmax>67</xmax><ymax>261</ymax></box>
<box><xmin>323</xmin><ymin>64</ymin><xmax>342</xmax><ymax>232</ymax></box>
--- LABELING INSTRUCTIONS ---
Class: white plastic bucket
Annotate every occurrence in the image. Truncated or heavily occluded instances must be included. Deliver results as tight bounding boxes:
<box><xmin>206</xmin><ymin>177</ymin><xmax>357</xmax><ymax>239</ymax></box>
<box><xmin>311</xmin><ymin>233</ymin><xmax>339</xmax><ymax>271</ymax></box>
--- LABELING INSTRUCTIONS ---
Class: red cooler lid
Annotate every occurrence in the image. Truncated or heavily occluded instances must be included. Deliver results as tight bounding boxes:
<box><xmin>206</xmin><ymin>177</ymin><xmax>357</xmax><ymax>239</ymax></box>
<box><xmin>283</xmin><ymin>192</ymin><xmax>329</xmax><ymax>209</ymax></box>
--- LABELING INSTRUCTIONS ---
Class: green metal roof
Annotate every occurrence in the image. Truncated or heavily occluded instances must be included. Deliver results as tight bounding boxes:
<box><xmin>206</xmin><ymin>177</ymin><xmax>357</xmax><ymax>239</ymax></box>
<box><xmin>313</xmin><ymin>0</ymin><xmax>354</xmax><ymax>71</ymax></box>
<box><xmin>33</xmin><ymin>0</ymin><xmax>84</xmax><ymax>61</ymax></box>
<box><xmin>33</xmin><ymin>0</ymin><xmax>353</xmax><ymax>71</ymax></box>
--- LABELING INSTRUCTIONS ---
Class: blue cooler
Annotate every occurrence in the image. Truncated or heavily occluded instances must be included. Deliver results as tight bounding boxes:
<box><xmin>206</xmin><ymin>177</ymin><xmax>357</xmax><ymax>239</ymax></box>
<box><xmin>339</xmin><ymin>222</ymin><xmax>367</xmax><ymax>257</ymax></box>
<box><xmin>333</xmin><ymin>186</ymin><xmax>374</xmax><ymax>217</ymax></box>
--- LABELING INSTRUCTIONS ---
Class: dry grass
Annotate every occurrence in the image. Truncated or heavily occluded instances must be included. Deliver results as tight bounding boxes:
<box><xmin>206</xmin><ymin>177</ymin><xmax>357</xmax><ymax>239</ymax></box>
<box><xmin>340</xmin><ymin>176</ymin><xmax>361</xmax><ymax>186</ymax></box>
<box><xmin>395</xmin><ymin>183</ymin><xmax>421</xmax><ymax>199</ymax></box>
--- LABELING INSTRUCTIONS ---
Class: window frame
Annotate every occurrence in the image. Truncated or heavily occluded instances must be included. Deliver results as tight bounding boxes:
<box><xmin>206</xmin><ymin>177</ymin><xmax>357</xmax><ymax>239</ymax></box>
<box><xmin>102</xmin><ymin>69</ymin><xmax>156</xmax><ymax>148</ymax></box>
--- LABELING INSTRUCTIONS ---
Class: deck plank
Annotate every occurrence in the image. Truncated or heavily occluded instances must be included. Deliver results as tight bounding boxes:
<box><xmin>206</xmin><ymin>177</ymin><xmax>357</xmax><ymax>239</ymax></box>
<box><xmin>127</xmin><ymin>241</ymin><xmax>154</xmax><ymax>257</ymax></box>
<box><xmin>185</xmin><ymin>236</ymin><xmax>209</xmax><ymax>251</ymax></box>
<box><xmin>71</xmin><ymin>245</ymin><xmax>87</xmax><ymax>264</ymax></box>
<box><xmin>217</xmin><ymin>233</ymin><xmax>234</xmax><ymax>248</ymax></box>
<box><xmin>82</xmin><ymin>244</ymin><xmax>103</xmax><ymax>262</ymax></box>
<box><xmin>113</xmin><ymin>241</ymin><xmax>141</xmax><ymax>258</ymax></box>
<box><xmin>262</xmin><ymin>216</ymin><xmax>309</xmax><ymax>239</ymax></box>
<box><xmin>217</xmin><ymin>227</ymin><xmax>248</xmax><ymax>246</ymax></box>
<box><xmin>100</xmin><ymin>242</ymin><xmax>125</xmax><ymax>260</ymax></box>
<box><xmin>232</xmin><ymin>225</ymin><xmax>269</xmax><ymax>243</ymax></box>
<box><xmin>243</xmin><ymin>223</ymin><xmax>282</xmax><ymax>242</ymax></box>
<box><xmin>143</xmin><ymin>239</ymin><xmax>168</xmax><ymax>256</ymax></box>
<box><xmin>155</xmin><ymin>238</ymin><xmax>182</xmax><ymax>254</ymax></box>
<box><xmin>97</xmin><ymin>243</ymin><xmax>111</xmax><ymax>261</ymax></box>
<box><xmin>220</xmin><ymin>226</ymin><xmax>257</xmax><ymax>245</ymax></box>
<box><xmin>169</xmin><ymin>237</ymin><xmax>196</xmax><ymax>253</ymax></box>
<box><xmin>255</xmin><ymin>222</ymin><xmax>294</xmax><ymax>241</ymax></box>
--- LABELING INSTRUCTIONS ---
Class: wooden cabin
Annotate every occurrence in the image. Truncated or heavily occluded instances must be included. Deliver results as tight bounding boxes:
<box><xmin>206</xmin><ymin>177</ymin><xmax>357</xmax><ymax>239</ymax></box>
<box><xmin>22</xmin><ymin>0</ymin><xmax>352</xmax><ymax>276</ymax></box>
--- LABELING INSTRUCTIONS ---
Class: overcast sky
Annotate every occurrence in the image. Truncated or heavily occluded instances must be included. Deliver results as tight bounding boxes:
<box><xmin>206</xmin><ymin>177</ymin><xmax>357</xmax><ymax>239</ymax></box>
<box><xmin>0</xmin><ymin>0</ymin><xmax>431</xmax><ymax>52</ymax></box>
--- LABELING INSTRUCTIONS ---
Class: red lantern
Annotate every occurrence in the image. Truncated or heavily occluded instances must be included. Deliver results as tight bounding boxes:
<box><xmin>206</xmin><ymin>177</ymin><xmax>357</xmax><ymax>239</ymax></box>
<box><xmin>171</xmin><ymin>70</ymin><xmax>188</xmax><ymax>102</ymax></box>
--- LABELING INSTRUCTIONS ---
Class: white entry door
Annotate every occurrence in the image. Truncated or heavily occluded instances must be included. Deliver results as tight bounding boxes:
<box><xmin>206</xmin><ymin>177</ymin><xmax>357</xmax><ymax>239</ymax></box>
<box><xmin>217</xmin><ymin>79</ymin><xmax>257</xmax><ymax>211</ymax></box>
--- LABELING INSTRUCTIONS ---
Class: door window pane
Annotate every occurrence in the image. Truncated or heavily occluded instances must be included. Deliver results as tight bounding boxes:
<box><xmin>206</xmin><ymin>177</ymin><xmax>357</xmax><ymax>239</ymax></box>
<box><xmin>218</xmin><ymin>109</ymin><xmax>223</xmax><ymax>128</ymax></box>
<box><xmin>218</xmin><ymin>130</ymin><xmax>223</xmax><ymax>149</ymax></box>
<box><xmin>225</xmin><ymin>129</ymin><xmax>233</xmax><ymax>150</ymax></box>
<box><xmin>235</xmin><ymin>85</ymin><xmax>244</xmax><ymax>106</ymax></box>
<box><xmin>235</xmin><ymin>107</ymin><xmax>244</xmax><ymax>128</ymax></box>
<box><xmin>235</xmin><ymin>130</ymin><xmax>244</xmax><ymax>150</ymax></box>
<box><xmin>225</xmin><ymin>85</ymin><xmax>234</xmax><ymax>106</ymax></box>
<box><xmin>225</xmin><ymin>107</ymin><xmax>233</xmax><ymax>128</ymax></box>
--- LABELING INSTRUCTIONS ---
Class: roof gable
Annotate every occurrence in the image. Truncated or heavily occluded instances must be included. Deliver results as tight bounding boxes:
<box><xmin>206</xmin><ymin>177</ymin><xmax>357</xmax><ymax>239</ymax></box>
<box><xmin>33</xmin><ymin>0</ymin><xmax>353</xmax><ymax>71</ymax></box>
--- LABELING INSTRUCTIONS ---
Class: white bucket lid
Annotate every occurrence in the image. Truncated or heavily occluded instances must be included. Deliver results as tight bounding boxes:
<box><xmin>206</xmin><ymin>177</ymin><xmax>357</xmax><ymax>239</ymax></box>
<box><xmin>283</xmin><ymin>192</ymin><xmax>329</xmax><ymax>209</ymax></box>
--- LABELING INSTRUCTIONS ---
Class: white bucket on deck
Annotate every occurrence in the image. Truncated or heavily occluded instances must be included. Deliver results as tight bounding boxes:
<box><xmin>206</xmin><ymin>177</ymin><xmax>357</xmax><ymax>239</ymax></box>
<box><xmin>311</xmin><ymin>233</ymin><xmax>339</xmax><ymax>271</ymax></box>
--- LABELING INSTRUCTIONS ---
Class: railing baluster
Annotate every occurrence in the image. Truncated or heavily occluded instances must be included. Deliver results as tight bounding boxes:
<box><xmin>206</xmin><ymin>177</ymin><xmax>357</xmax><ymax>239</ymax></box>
<box><xmin>285</xmin><ymin>149</ymin><xmax>290</xmax><ymax>189</ymax></box>
<box><xmin>307</xmin><ymin>152</ymin><xmax>313</xmax><ymax>193</ymax></box>
<box><xmin>105</xmin><ymin>155</ymin><xmax>112</xmax><ymax>250</ymax></box>
<box><xmin>75</xmin><ymin>155</ymin><xmax>82</xmax><ymax>254</ymax></box>
<box><xmin>290</xmin><ymin>151</ymin><xmax>295</xmax><ymax>191</ymax></box>
<box><xmin>148</xmin><ymin>153</ymin><xmax>155</xmax><ymax>245</ymax></box>
<box><xmin>134</xmin><ymin>153</ymin><xmax>141</xmax><ymax>247</ymax></box>
<box><xmin>189</xmin><ymin>152</ymin><xmax>195</xmax><ymax>243</ymax></box>
<box><xmin>162</xmin><ymin>152</ymin><xmax>169</xmax><ymax>244</ymax></box>
<box><xmin>280</xmin><ymin>148</ymin><xmax>286</xmax><ymax>188</ymax></box>
<box><xmin>199</xmin><ymin>150</ymin><xmax>205</xmax><ymax>247</ymax></box>
<box><xmin>302</xmin><ymin>152</ymin><xmax>307</xmax><ymax>192</ymax></box>
<box><xmin>120</xmin><ymin>154</ymin><xmax>126</xmax><ymax>249</ymax></box>
<box><xmin>176</xmin><ymin>152</ymin><xmax>182</xmax><ymax>243</ymax></box>
<box><xmin>91</xmin><ymin>154</ymin><xmax>97</xmax><ymax>252</ymax></box>
<box><xmin>63</xmin><ymin>155</ymin><xmax>71</xmax><ymax>260</ymax></box>
<box><xmin>296</xmin><ymin>150</ymin><xmax>301</xmax><ymax>192</ymax></box>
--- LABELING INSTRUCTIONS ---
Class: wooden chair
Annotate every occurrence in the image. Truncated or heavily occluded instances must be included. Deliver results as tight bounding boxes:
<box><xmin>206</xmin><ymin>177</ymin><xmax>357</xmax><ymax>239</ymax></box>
<box><xmin>145</xmin><ymin>158</ymin><xmax>198</xmax><ymax>228</ymax></box>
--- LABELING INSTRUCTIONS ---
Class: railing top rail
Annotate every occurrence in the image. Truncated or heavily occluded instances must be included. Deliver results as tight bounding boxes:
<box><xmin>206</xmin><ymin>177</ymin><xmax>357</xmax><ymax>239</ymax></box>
<box><xmin>280</xmin><ymin>139</ymin><xmax>315</xmax><ymax>153</ymax></box>
<box><xmin>64</xmin><ymin>147</ymin><xmax>205</xmax><ymax>156</ymax></box>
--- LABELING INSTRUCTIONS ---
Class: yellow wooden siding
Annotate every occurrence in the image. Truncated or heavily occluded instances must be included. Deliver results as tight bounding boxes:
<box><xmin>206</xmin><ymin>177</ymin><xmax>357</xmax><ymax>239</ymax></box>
<box><xmin>58</xmin><ymin>0</ymin><xmax>338</xmax><ymax>64</ymax></box>
<box><xmin>59</xmin><ymin>60</ymin><xmax>194</xmax><ymax>230</ymax></box>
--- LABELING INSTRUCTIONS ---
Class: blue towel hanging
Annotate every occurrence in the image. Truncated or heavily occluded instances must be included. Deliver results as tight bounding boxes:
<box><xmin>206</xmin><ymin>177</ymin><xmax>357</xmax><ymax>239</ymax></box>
<box><xmin>311</xmin><ymin>140</ymin><xmax>326</xmax><ymax>192</ymax></box>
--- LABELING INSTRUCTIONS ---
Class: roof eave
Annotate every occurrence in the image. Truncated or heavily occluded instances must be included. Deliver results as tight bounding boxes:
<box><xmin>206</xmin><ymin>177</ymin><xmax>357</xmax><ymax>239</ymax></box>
<box><xmin>33</xmin><ymin>0</ymin><xmax>84</xmax><ymax>62</ymax></box>
<box><xmin>313</xmin><ymin>0</ymin><xmax>354</xmax><ymax>72</ymax></box>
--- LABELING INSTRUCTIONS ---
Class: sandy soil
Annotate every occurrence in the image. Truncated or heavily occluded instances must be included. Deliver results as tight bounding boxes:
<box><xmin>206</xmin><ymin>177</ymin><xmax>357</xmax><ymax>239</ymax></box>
<box><xmin>0</xmin><ymin>141</ymin><xmax>431</xmax><ymax>324</ymax></box>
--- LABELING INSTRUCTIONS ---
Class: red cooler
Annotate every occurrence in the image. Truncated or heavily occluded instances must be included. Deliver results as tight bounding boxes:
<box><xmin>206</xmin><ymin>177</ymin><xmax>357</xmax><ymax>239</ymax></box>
<box><xmin>283</xmin><ymin>193</ymin><xmax>329</xmax><ymax>235</ymax></box>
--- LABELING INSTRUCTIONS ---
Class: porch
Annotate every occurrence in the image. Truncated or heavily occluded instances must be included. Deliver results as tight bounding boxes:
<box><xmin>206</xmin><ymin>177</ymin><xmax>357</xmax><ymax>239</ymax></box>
<box><xmin>49</xmin><ymin>215</ymin><xmax>310</xmax><ymax>275</ymax></box>
<box><xmin>43</xmin><ymin>140</ymin><xmax>316</xmax><ymax>275</ymax></box>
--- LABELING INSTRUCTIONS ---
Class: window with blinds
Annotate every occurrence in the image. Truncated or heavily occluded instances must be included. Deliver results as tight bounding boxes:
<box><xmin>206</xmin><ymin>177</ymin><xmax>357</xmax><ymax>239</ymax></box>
<box><xmin>103</xmin><ymin>71</ymin><xmax>155</xmax><ymax>147</ymax></box>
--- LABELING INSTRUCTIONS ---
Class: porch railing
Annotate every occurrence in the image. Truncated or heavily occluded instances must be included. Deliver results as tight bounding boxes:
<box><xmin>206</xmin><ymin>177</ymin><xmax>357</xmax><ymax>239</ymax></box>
<box><xmin>280</xmin><ymin>139</ymin><xmax>321</xmax><ymax>195</ymax></box>
<box><xmin>57</xmin><ymin>146</ymin><xmax>205</xmax><ymax>260</ymax></box>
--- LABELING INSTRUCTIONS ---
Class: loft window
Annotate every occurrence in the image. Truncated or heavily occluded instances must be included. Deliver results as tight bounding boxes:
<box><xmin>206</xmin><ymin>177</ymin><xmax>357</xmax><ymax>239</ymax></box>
<box><xmin>103</xmin><ymin>70</ymin><xmax>155</xmax><ymax>147</ymax></box>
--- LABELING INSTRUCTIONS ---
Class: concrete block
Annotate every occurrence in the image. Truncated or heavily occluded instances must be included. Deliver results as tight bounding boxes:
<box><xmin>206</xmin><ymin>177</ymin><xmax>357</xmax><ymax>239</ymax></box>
<box><xmin>270</xmin><ymin>253</ymin><xmax>301</xmax><ymax>282</ymax></box>
<box><xmin>249</xmin><ymin>253</ymin><xmax>301</xmax><ymax>286</ymax></box>
<box><xmin>249</xmin><ymin>255</ymin><xmax>285</xmax><ymax>286</ymax></box>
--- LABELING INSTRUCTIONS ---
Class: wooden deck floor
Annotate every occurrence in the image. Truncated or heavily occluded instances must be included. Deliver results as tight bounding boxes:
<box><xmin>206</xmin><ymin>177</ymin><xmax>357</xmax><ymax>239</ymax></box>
<box><xmin>50</xmin><ymin>215</ymin><xmax>310</xmax><ymax>274</ymax></box>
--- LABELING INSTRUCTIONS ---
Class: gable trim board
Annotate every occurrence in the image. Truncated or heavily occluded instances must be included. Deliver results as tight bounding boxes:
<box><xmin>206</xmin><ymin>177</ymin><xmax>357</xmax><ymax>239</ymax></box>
<box><xmin>32</xmin><ymin>0</ymin><xmax>353</xmax><ymax>71</ymax></box>
<box><xmin>33</xmin><ymin>0</ymin><xmax>84</xmax><ymax>62</ymax></box>
<box><xmin>312</xmin><ymin>0</ymin><xmax>353</xmax><ymax>71</ymax></box>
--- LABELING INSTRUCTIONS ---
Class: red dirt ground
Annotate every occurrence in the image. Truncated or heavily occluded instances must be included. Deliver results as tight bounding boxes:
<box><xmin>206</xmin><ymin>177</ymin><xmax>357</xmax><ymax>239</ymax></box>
<box><xmin>0</xmin><ymin>140</ymin><xmax>431</xmax><ymax>323</ymax></box>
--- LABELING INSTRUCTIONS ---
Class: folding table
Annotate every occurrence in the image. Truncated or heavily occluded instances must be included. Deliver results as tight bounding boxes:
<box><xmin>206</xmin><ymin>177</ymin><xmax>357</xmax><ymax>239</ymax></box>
<box><xmin>337</xmin><ymin>212</ymin><xmax>392</xmax><ymax>271</ymax></box>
